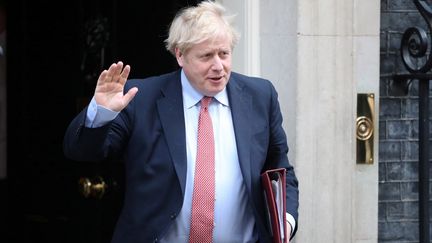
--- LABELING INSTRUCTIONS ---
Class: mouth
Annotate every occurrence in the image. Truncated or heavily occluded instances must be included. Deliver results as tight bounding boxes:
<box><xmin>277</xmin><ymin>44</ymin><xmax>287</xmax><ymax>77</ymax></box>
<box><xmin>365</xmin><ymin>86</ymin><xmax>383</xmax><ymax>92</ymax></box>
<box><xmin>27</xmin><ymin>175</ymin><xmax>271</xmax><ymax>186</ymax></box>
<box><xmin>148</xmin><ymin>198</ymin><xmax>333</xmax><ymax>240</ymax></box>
<box><xmin>208</xmin><ymin>75</ymin><xmax>224</xmax><ymax>82</ymax></box>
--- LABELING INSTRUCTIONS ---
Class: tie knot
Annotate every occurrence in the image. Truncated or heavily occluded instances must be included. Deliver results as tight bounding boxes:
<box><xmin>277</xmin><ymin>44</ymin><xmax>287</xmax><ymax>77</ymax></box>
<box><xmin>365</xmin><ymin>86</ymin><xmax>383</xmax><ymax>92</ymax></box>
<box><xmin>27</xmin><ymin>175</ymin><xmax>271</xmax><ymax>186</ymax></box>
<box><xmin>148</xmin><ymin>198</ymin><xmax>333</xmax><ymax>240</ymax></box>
<box><xmin>201</xmin><ymin>96</ymin><xmax>212</xmax><ymax>109</ymax></box>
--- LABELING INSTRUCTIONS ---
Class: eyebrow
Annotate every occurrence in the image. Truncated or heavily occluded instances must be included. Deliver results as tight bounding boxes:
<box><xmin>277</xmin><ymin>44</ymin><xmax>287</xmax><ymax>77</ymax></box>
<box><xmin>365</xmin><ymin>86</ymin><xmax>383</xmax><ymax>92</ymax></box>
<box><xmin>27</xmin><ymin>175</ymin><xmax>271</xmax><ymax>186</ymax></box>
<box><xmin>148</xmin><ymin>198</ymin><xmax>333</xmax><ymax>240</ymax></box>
<box><xmin>199</xmin><ymin>47</ymin><xmax>230</xmax><ymax>54</ymax></box>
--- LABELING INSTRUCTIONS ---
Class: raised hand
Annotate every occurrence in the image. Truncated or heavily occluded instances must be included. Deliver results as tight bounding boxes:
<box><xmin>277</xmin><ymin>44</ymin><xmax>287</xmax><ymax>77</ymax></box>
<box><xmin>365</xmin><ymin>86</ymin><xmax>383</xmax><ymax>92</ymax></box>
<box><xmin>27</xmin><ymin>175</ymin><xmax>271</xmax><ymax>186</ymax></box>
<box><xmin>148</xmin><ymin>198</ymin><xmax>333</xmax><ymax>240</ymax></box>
<box><xmin>94</xmin><ymin>61</ymin><xmax>138</xmax><ymax>112</ymax></box>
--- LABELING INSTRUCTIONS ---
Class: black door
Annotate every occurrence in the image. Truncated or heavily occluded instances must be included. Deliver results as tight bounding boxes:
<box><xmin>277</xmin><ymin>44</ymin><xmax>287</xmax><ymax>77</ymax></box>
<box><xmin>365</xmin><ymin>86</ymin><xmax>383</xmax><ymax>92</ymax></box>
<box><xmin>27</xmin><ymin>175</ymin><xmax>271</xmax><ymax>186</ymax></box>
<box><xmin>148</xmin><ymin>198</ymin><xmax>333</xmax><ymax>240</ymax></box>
<box><xmin>6</xmin><ymin>1</ymin><xmax>199</xmax><ymax>242</ymax></box>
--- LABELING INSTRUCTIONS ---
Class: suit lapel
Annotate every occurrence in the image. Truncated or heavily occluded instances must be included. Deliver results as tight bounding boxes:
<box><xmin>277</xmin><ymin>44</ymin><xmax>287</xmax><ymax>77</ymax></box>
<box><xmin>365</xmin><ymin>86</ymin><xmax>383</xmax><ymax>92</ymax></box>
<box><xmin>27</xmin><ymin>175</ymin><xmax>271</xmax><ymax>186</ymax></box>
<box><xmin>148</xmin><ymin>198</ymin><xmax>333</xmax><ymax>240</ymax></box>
<box><xmin>156</xmin><ymin>72</ymin><xmax>188</xmax><ymax>196</ymax></box>
<box><xmin>227</xmin><ymin>76</ymin><xmax>253</xmax><ymax>193</ymax></box>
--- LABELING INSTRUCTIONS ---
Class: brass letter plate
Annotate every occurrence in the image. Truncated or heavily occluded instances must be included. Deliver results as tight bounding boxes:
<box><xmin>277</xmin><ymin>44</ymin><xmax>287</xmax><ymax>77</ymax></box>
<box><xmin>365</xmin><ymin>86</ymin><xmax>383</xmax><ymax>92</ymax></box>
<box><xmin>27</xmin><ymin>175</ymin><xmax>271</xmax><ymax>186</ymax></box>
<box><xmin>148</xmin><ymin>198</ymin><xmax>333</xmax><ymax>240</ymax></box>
<box><xmin>356</xmin><ymin>93</ymin><xmax>375</xmax><ymax>164</ymax></box>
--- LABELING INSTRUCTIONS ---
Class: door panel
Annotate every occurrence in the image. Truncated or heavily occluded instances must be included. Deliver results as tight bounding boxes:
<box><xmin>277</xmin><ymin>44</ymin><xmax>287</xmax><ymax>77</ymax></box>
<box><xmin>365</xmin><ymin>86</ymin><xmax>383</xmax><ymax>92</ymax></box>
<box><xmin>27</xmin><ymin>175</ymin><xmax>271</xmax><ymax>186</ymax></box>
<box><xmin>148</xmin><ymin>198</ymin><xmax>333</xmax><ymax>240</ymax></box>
<box><xmin>6</xmin><ymin>1</ymin><xmax>197</xmax><ymax>242</ymax></box>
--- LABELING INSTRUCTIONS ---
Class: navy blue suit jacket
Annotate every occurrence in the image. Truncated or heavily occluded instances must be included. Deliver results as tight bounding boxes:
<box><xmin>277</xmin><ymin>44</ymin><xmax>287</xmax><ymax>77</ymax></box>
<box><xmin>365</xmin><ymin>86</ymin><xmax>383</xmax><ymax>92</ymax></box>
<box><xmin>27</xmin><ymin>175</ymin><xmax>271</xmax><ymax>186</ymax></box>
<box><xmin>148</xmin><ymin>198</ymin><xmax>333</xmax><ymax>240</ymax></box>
<box><xmin>63</xmin><ymin>70</ymin><xmax>299</xmax><ymax>243</ymax></box>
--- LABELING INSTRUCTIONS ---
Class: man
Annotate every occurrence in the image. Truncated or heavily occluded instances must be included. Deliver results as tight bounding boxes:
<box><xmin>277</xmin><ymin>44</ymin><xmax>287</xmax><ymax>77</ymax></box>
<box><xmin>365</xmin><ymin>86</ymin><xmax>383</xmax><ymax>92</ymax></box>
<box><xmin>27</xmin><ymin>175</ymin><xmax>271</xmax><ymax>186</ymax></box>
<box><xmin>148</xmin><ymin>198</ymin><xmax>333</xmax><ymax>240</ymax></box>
<box><xmin>64</xmin><ymin>1</ymin><xmax>299</xmax><ymax>242</ymax></box>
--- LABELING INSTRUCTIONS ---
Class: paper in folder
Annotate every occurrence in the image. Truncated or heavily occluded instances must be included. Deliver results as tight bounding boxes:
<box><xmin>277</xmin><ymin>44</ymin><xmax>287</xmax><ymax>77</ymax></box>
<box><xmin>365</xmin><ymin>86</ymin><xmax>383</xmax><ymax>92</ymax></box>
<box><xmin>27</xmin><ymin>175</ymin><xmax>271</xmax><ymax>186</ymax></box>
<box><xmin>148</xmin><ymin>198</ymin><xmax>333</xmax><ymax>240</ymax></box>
<box><xmin>261</xmin><ymin>168</ymin><xmax>287</xmax><ymax>243</ymax></box>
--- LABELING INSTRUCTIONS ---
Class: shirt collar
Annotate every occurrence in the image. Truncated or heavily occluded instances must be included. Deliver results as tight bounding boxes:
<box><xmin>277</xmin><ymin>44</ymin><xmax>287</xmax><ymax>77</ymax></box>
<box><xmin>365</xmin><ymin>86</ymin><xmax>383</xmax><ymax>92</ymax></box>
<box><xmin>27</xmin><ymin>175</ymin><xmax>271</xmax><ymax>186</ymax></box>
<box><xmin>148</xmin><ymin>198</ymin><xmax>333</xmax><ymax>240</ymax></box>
<box><xmin>181</xmin><ymin>69</ymin><xmax>229</xmax><ymax>109</ymax></box>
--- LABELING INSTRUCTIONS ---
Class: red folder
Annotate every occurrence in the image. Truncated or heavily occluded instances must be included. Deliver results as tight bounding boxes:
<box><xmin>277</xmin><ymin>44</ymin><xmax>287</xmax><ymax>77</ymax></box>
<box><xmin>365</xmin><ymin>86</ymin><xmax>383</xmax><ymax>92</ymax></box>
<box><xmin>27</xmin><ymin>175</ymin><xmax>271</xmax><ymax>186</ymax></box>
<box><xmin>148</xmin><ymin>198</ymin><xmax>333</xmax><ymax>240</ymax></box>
<box><xmin>261</xmin><ymin>168</ymin><xmax>287</xmax><ymax>243</ymax></box>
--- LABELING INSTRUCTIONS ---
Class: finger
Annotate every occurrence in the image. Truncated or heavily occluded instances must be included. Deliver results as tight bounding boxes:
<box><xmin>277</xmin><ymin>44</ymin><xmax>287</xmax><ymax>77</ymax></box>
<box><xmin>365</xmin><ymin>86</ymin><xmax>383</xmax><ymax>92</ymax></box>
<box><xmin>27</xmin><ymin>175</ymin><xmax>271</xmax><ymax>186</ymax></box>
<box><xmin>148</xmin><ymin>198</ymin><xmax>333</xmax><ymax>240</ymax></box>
<box><xmin>111</xmin><ymin>61</ymin><xmax>126</xmax><ymax>83</ymax></box>
<box><xmin>118</xmin><ymin>64</ymin><xmax>131</xmax><ymax>85</ymax></box>
<box><xmin>97</xmin><ymin>69</ymin><xmax>110</xmax><ymax>85</ymax></box>
<box><xmin>106</xmin><ymin>62</ymin><xmax>123</xmax><ymax>83</ymax></box>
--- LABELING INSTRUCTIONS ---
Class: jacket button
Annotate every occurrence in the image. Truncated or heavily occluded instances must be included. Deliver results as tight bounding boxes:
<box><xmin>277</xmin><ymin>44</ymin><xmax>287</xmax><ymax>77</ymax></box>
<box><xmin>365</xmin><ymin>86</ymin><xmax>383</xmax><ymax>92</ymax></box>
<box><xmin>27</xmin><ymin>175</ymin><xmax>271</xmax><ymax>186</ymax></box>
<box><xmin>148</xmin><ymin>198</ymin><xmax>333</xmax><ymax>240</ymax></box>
<box><xmin>170</xmin><ymin>213</ymin><xmax>177</xmax><ymax>219</ymax></box>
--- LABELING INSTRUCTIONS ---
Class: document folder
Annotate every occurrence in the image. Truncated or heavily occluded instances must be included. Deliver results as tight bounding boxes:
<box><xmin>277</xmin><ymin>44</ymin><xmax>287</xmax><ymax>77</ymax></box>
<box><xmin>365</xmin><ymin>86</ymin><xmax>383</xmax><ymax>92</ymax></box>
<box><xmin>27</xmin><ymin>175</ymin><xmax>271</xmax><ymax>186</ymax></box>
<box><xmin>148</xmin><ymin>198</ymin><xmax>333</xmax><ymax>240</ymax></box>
<box><xmin>261</xmin><ymin>168</ymin><xmax>287</xmax><ymax>243</ymax></box>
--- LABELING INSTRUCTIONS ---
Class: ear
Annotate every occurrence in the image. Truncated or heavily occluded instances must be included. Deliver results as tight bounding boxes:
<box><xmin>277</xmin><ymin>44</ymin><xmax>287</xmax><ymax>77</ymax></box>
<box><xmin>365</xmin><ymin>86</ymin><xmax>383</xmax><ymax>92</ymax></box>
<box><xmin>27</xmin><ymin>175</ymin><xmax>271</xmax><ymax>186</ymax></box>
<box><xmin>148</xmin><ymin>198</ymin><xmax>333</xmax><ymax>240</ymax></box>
<box><xmin>175</xmin><ymin>48</ymin><xmax>184</xmax><ymax>67</ymax></box>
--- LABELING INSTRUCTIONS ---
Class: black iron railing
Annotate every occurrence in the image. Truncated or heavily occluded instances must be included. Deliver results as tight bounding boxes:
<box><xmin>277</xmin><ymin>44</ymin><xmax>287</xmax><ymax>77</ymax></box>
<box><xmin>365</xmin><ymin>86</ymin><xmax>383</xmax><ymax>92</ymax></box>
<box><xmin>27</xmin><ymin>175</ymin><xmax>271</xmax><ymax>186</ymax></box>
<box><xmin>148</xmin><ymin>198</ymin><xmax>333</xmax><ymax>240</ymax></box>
<box><xmin>392</xmin><ymin>1</ymin><xmax>431</xmax><ymax>242</ymax></box>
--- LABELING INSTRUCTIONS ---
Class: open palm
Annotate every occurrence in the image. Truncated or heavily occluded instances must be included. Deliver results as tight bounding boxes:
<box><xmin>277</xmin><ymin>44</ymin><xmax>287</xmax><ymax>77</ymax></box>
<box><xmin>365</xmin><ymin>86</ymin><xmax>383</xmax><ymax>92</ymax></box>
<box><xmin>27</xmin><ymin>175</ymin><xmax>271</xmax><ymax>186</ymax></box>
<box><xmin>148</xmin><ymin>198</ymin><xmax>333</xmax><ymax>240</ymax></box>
<box><xmin>94</xmin><ymin>61</ymin><xmax>138</xmax><ymax>112</ymax></box>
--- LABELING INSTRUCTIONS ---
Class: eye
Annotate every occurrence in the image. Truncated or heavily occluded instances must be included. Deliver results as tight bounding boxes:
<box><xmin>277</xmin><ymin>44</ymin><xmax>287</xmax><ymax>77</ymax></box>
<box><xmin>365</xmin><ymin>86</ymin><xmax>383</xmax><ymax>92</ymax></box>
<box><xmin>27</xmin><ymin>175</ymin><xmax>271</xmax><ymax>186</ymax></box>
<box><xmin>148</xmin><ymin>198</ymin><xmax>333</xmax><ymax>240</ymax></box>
<box><xmin>220</xmin><ymin>51</ymin><xmax>230</xmax><ymax>58</ymax></box>
<box><xmin>200</xmin><ymin>53</ymin><xmax>212</xmax><ymax>60</ymax></box>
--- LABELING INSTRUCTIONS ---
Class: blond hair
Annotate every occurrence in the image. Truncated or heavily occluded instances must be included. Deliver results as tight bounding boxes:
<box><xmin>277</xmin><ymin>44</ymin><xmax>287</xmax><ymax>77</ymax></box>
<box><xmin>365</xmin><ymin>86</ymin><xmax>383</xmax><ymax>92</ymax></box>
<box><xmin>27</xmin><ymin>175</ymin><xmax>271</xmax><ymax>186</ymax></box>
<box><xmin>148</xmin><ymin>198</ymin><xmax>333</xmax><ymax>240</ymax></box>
<box><xmin>165</xmin><ymin>0</ymin><xmax>240</xmax><ymax>55</ymax></box>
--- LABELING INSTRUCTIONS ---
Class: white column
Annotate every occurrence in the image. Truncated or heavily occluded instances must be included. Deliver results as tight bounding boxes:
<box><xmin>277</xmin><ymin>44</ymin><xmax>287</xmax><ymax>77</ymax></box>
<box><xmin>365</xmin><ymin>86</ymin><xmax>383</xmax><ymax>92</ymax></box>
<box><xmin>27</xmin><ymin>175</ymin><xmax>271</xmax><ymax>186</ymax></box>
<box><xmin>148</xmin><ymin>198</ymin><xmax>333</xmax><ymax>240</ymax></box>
<box><xmin>295</xmin><ymin>1</ymin><xmax>355</xmax><ymax>242</ymax></box>
<box><xmin>352</xmin><ymin>0</ymin><xmax>380</xmax><ymax>241</ymax></box>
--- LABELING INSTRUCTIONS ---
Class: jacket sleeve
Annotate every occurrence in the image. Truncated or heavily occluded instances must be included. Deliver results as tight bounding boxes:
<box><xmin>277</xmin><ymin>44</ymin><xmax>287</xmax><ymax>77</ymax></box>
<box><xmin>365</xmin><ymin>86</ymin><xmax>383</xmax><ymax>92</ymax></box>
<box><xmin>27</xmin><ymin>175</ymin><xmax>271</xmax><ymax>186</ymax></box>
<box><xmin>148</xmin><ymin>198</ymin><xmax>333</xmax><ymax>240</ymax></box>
<box><xmin>266</xmin><ymin>82</ymin><xmax>299</xmax><ymax>236</ymax></box>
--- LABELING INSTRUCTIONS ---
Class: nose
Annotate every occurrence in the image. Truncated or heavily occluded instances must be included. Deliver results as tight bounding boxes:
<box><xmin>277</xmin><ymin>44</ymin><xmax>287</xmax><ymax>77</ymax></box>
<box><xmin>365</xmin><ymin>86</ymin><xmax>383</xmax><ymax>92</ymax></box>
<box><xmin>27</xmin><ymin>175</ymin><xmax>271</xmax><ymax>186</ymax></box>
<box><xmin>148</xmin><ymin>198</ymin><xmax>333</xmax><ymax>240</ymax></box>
<box><xmin>211</xmin><ymin>56</ymin><xmax>223</xmax><ymax>71</ymax></box>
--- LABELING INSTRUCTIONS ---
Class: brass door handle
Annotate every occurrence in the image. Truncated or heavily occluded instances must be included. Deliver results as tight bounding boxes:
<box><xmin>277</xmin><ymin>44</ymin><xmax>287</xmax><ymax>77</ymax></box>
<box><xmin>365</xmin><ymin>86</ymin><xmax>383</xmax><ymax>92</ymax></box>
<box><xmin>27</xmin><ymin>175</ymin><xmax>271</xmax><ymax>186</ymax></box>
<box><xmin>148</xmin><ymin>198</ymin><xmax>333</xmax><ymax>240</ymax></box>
<box><xmin>356</xmin><ymin>93</ymin><xmax>375</xmax><ymax>164</ymax></box>
<box><xmin>356</xmin><ymin>116</ymin><xmax>373</xmax><ymax>141</ymax></box>
<box><xmin>78</xmin><ymin>176</ymin><xmax>107</xmax><ymax>199</ymax></box>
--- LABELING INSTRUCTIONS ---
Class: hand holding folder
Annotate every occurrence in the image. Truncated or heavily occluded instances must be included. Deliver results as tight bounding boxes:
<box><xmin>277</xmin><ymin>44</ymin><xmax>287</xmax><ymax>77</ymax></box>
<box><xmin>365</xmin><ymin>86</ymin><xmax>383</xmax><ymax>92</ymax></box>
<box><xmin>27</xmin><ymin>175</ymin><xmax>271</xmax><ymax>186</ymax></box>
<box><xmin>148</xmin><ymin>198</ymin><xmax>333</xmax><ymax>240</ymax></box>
<box><xmin>261</xmin><ymin>168</ymin><xmax>288</xmax><ymax>243</ymax></box>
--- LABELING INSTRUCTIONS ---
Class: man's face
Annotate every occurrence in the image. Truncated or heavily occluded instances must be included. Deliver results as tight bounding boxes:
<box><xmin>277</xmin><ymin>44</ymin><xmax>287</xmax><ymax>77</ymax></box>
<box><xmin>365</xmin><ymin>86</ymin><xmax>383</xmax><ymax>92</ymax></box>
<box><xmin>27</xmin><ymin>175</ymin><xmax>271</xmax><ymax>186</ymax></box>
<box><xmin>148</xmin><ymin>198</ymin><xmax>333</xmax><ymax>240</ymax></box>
<box><xmin>176</xmin><ymin>36</ymin><xmax>232</xmax><ymax>97</ymax></box>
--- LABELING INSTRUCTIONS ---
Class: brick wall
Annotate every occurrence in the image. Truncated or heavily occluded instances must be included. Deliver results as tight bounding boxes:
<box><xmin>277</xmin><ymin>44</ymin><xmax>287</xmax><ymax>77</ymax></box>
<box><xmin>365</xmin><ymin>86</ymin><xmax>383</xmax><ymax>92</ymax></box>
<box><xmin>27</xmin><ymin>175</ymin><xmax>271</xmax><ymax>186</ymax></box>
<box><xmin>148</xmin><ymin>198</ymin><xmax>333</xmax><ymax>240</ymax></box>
<box><xmin>379</xmin><ymin>0</ymin><xmax>431</xmax><ymax>242</ymax></box>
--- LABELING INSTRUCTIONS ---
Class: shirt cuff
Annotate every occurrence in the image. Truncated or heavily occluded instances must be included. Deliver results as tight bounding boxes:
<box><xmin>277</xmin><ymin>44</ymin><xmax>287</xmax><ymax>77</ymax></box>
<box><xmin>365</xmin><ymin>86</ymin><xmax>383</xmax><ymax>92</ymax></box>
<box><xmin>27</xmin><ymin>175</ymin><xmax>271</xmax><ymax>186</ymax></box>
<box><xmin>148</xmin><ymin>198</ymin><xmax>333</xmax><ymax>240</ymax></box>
<box><xmin>85</xmin><ymin>97</ymin><xmax>119</xmax><ymax>128</ymax></box>
<box><xmin>285</xmin><ymin>212</ymin><xmax>296</xmax><ymax>235</ymax></box>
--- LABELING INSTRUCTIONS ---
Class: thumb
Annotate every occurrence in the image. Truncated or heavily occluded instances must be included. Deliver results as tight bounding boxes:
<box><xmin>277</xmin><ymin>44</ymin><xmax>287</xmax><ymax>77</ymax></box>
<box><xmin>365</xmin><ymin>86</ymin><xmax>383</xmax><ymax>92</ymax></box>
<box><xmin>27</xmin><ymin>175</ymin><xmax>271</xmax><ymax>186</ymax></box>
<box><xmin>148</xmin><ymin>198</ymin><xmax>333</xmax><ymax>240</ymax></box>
<box><xmin>123</xmin><ymin>87</ymin><xmax>138</xmax><ymax>106</ymax></box>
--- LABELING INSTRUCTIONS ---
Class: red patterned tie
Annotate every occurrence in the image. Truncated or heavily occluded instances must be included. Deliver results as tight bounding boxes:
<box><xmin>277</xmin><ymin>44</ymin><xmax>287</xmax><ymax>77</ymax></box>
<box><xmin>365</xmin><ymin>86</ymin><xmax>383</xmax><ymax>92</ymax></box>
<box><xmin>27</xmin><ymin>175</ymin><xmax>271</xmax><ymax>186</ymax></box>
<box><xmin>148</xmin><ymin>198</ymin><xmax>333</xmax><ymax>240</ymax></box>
<box><xmin>189</xmin><ymin>96</ymin><xmax>215</xmax><ymax>243</ymax></box>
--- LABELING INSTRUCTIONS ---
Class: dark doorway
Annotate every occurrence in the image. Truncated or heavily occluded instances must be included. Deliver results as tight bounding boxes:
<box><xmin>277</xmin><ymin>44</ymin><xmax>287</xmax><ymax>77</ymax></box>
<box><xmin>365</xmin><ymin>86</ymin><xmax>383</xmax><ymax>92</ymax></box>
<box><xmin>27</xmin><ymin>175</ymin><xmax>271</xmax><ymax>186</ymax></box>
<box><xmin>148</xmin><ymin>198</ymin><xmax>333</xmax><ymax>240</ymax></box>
<box><xmin>6</xmin><ymin>1</ymin><xmax>200</xmax><ymax>242</ymax></box>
